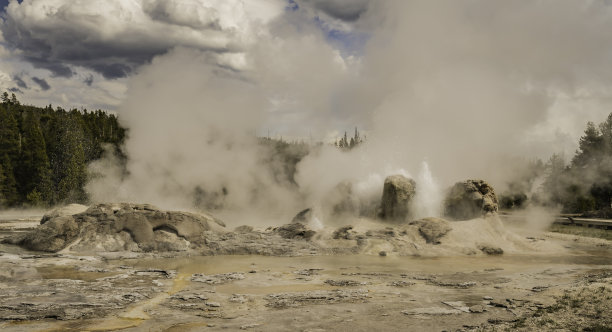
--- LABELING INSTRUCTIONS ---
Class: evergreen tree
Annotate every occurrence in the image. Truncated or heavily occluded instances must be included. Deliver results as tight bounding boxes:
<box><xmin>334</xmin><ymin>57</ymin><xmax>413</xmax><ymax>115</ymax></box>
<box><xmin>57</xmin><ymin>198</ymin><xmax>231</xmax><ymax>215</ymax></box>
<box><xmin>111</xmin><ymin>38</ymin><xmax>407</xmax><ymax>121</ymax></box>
<box><xmin>336</xmin><ymin>128</ymin><xmax>363</xmax><ymax>150</ymax></box>
<box><xmin>19</xmin><ymin>111</ymin><xmax>53</xmax><ymax>205</ymax></box>
<box><xmin>0</xmin><ymin>105</ymin><xmax>21</xmax><ymax>164</ymax></box>
<box><xmin>0</xmin><ymin>154</ymin><xmax>19</xmax><ymax>206</ymax></box>
<box><xmin>572</xmin><ymin>122</ymin><xmax>603</xmax><ymax>168</ymax></box>
<box><xmin>47</xmin><ymin>113</ymin><xmax>87</xmax><ymax>203</ymax></box>
<box><xmin>0</xmin><ymin>163</ymin><xmax>5</xmax><ymax>206</ymax></box>
<box><xmin>10</xmin><ymin>93</ymin><xmax>19</xmax><ymax>105</ymax></box>
<box><xmin>599</xmin><ymin>113</ymin><xmax>612</xmax><ymax>154</ymax></box>
<box><xmin>353</xmin><ymin>127</ymin><xmax>361</xmax><ymax>147</ymax></box>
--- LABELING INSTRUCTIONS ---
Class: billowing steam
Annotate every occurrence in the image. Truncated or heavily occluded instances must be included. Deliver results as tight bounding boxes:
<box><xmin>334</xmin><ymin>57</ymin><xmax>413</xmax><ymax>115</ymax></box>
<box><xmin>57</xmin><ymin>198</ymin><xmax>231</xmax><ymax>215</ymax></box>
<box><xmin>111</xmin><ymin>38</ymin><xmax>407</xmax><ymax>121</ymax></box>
<box><xmin>87</xmin><ymin>0</ymin><xmax>612</xmax><ymax>226</ymax></box>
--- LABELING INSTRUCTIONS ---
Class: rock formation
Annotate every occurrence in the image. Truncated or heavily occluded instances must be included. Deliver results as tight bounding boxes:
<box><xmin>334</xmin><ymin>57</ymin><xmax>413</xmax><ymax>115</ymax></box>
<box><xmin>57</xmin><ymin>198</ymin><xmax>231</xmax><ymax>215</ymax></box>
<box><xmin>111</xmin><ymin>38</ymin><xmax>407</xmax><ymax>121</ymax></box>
<box><xmin>21</xmin><ymin>215</ymin><xmax>81</xmax><ymax>252</ymax></box>
<box><xmin>291</xmin><ymin>208</ymin><xmax>314</xmax><ymax>223</ymax></box>
<box><xmin>280</xmin><ymin>208</ymin><xmax>318</xmax><ymax>240</ymax></box>
<box><xmin>40</xmin><ymin>203</ymin><xmax>88</xmax><ymax>224</ymax></box>
<box><xmin>275</xmin><ymin>223</ymin><xmax>316</xmax><ymax>240</ymax></box>
<box><xmin>4</xmin><ymin>203</ymin><xmax>225</xmax><ymax>252</ymax></box>
<box><xmin>379</xmin><ymin>175</ymin><xmax>416</xmax><ymax>222</ymax></box>
<box><xmin>443</xmin><ymin>180</ymin><xmax>498</xmax><ymax>220</ymax></box>
<box><xmin>410</xmin><ymin>217</ymin><xmax>452</xmax><ymax>244</ymax></box>
<box><xmin>332</xmin><ymin>226</ymin><xmax>356</xmax><ymax>240</ymax></box>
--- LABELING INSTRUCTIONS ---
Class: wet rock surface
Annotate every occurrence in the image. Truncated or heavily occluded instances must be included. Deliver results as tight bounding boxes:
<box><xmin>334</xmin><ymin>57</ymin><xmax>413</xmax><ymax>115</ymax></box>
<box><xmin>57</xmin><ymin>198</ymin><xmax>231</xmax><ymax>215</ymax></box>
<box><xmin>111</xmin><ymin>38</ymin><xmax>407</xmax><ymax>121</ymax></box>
<box><xmin>0</xmin><ymin>247</ymin><xmax>609</xmax><ymax>331</ymax></box>
<box><xmin>265</xmin><ymin>290</ymin><xmax>370</xmax><ymax>308</ymax></box>
<box><xmin>444</xmin><ymin>179</ymin><xmax>498</xmax><ymax>220</ymax></box>
<box><xmin>192</xmin><ymin>273</ymin><xmax>245</xmax><ymax>284</ymax></box>
<box><xmin>0</xmin><ymin>257</ymin><xmax>170</xmax><ymax>321</ymax></box>
<box><xmin>324</xmin><ymin>279</ymin><xmax>364</xmax><ymax>287</ymax></box>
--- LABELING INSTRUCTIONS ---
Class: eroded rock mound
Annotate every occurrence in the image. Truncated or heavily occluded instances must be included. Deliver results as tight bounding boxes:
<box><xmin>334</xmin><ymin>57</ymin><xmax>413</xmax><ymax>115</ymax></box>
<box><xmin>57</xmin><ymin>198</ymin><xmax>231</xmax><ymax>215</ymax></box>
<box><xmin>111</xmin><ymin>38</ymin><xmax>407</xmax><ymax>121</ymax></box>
<box><xmin>275</xmin><ymin>223</ymin><xmax>316</xmax><ymax>240</ymax></box>
<box><xmin>292</xmin><ymin>208</ymin><xmax>314</xmax><ymax>223</ymax></box>
<box><xmin>332</xmin><ymin>226</ymin><xmax>356</xmax><ymax>240</ymax></box>
<box><xmin>40</xmin><ymin>203</ymin><xmax>88</xmax><ymax>225</ymax></box>
<box><xmin>20</xmin><ymin>216</ymin><xmax>81</xmax><ymax>252</ymax></box>
<box><xmin>410</xmin><ymin>217</ymin><xmax>452</xmax><ymax>244</ymax></box>
<box><xmin>380</xmin><ymin>175</ymin><xmax>416</xmax><ymax>222</ymax></box>
<box><xmin>444</xmin><ymin>180</ymin><xmax>498</xmax><ymax>220</ymax></box>
<box><xmin>5</xmin><ymin>203</ymin><xmax>225</xmax><ymax>252</ymax></box>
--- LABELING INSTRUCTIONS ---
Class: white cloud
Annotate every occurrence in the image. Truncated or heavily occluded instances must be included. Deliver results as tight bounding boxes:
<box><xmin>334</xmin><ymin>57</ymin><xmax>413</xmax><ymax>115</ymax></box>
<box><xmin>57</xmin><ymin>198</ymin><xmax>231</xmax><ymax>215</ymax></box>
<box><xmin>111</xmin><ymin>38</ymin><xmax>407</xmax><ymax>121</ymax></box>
<box><xmin>2</xmin><ymin>0</ymin><xmax>285</xmax><ymax>78</ymax></box>
<box><xmin>0</xmin><ymin>0</ymin><xmax>286</xmax><ymax>110</ymax></box>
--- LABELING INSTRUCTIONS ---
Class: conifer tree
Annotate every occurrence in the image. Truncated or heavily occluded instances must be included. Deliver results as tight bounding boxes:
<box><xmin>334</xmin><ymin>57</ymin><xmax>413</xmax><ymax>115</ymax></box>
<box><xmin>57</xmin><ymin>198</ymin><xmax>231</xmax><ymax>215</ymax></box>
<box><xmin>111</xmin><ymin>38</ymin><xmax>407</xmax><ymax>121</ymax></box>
<box><xmin>0</xmin><ymin>163</ymin><xmax>5</xmax><ymax>206</ymax></box>
<box><xmin>10</xmin><ymin>93</ymin><xmax>19</xmax><ymax>105</ymax></box>
<box><xmin>0</xmin><ymin>154</ymin><xmax>19</xmax><ymax>206</ymax></box>
<box><xmin>0</xmin><ymin>105</ymin><xmax>21</xmax><ymax>163</ymax></box>
<box><xmin>571</xmin><ymin>122</ymin><xmax>603</xmax><ymax>168</ymax></box>
<box><xmin>599</xmin><ymin>113</ymin><xmax>612</xmax><ymax>154</ymax></box>
<box><xmin>48</xmin><ymin>113</ymin><xmax>87</xmax><ymax>203</ymax></box>
<box><xmin>19</xmin><ymin>111</ymin><xmax>53</xmax><ymax>205</ymax></box>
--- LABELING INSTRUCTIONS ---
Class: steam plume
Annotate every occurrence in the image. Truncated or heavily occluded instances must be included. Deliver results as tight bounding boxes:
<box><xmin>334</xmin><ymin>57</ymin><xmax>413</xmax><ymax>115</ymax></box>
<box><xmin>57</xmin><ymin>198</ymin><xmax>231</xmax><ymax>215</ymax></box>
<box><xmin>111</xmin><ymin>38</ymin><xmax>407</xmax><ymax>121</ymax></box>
<box><xmin>88</xmin><ymin>1</ymin><xmax>612</xmax><ymax>225</ymax></box>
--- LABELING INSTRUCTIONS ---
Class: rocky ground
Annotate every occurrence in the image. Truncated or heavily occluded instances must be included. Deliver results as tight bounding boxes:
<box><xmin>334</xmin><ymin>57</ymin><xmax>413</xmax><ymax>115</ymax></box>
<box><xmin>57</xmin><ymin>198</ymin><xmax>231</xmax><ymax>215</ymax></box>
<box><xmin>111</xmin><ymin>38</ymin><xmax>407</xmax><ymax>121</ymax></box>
<box><xmin>0</xmin><ymin>230</ymin><xmax>609</xmax><ymax>331</ymax></box>
<box><xmin>0</xmin><ymin>200</ymin><xmax>610</xmax><ymax>331</ymax></box>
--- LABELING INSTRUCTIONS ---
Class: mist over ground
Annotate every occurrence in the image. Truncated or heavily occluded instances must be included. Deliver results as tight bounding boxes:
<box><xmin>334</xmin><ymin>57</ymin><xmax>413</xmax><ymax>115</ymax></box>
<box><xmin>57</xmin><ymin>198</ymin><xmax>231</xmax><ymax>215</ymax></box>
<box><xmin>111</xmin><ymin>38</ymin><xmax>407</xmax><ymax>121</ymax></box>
<box><xmin>80</xmin><ymin>0</ymin><xmax>612</xmax><ymax>224</ymax></box>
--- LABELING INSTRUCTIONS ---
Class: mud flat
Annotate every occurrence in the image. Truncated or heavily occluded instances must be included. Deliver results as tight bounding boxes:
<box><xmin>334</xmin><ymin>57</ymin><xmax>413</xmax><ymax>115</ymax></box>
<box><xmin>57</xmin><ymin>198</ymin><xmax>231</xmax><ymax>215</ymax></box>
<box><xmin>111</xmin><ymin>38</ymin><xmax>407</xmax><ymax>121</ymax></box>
<box><xmin>0</xmin><ymin>207</ymin><xmax>610</xmax><ymax>331</ymax></box>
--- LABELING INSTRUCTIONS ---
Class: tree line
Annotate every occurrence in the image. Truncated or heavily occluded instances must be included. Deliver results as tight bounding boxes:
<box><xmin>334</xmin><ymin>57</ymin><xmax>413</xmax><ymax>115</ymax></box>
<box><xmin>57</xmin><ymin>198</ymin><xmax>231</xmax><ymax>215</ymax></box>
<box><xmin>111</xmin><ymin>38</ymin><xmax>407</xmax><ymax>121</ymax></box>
<box><xmin>5</xmin><ymin>88</ymin><xmax>608</xmax><ymax>215</ymax></box>
<box><xmin>335</xmin><ymin>127</ymin><xmax>364</xmax><ymax>150</ymax></box>
<box><xmin>0</xmin><ymin>92</ymin><xmax>125</xmax><ymax>208</ymax></box>
<box><xmin>501</xmin><ymin>112</ymin><xmax>612</xmax><ymax>216</ymax></box>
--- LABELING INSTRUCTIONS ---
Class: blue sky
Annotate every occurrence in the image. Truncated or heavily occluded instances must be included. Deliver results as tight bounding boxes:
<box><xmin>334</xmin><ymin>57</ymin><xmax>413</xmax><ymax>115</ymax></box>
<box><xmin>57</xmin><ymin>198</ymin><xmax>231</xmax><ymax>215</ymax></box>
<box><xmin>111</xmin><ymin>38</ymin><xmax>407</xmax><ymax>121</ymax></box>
<box><xmin>0</xmin><ymin>0</ymin><xmax>11</xmax><ymax>12</ymax></box>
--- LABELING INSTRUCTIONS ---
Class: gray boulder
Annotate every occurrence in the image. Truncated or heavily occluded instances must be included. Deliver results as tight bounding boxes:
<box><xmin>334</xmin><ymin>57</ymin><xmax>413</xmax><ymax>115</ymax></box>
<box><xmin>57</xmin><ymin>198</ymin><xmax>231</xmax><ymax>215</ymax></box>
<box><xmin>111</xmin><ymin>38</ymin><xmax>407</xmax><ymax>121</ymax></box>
<box><xmin>380</xmin><ymin>175</ymin><xmax>416</xmax><ymax>222</ymax></box>
<box><xmin>443</xmin><ymin>180</ymin><xmax>498</xmax><ymax>220</ymax></box>
<box><xmin>410</xmin><ymin>217</ymin><xmax>452</xmax><ymax>244</ymax></box>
